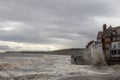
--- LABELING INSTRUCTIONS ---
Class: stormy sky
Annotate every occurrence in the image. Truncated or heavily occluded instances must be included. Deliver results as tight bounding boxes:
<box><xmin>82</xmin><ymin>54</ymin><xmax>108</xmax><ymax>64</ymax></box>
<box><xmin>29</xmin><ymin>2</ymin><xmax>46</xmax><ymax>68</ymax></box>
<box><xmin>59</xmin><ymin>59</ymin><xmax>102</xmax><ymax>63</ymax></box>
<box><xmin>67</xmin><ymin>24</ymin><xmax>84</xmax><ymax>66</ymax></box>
<box><xmin>0</xmin><ymin>0</ymin><xmax>120</xmax><ymax>51</ymax></box>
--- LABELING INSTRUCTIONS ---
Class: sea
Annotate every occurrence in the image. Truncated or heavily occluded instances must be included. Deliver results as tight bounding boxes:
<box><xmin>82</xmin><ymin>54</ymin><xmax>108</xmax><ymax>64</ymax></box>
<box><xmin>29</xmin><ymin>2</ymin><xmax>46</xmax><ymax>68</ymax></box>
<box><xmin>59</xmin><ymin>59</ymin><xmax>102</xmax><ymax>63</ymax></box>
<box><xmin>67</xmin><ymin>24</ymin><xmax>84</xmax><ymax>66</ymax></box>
<box><xmin>0</xmin><ymin>53</ymin><xmax>119</xmax><ymax>80</ymax></box>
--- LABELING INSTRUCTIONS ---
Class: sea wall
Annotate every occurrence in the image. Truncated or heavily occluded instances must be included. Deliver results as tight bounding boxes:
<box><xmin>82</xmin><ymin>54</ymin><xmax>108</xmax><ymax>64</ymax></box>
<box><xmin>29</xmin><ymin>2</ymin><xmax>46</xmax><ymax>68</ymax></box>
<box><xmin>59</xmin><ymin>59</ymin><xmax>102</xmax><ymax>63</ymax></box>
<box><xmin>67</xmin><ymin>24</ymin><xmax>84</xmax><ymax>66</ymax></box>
<box><xmin>71</xmin><ymin>49</ymin><xmax>106</xmax><ymax>66</ymax></box>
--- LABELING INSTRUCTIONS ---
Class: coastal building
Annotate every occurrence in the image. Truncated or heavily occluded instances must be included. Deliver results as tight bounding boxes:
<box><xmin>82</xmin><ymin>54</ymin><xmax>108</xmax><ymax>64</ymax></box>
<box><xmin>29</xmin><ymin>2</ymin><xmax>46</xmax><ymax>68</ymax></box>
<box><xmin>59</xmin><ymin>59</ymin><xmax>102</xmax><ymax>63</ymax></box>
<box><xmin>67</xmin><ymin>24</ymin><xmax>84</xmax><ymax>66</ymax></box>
<box><xmin>100</xmin><ymin>24</ymin><xmax>120</xmax><ymax>65</ymax></box>
<box><xmin>96</xmin><ymin>31</ymin><xmax>103</xmax><ymax>54</ymax></box>
<box><xmin>101</xmin><ymin>25</ymin><xmax>120</xmax><ymax>58</ymax></box>
<box><xmin>85</xmin><ymin>41</ymin><xmax>97</xmax><ymax>57</ymax></box>
<box><xmin>84</xmin><ymin>40</ymin><xmax>98</xmax><ymax>64</ymax></box>
<box><xmin>102</xmin><ymin>25</ymin><xmax>120</xmax><ymax>65</ymax></box>
<box><xmin>85</xmin><ymin>24</ymin><xmax>120</xmax><ymax>65</ymax></box>
<box><xmin>71</xmin><ymin>24</ymin><xmax>120</xmax><ymax>65</ymax></box>
<box><xmin>109</xmin><ymin>27</ymin><xmax>120</xmax><ymax>58</ymax></box>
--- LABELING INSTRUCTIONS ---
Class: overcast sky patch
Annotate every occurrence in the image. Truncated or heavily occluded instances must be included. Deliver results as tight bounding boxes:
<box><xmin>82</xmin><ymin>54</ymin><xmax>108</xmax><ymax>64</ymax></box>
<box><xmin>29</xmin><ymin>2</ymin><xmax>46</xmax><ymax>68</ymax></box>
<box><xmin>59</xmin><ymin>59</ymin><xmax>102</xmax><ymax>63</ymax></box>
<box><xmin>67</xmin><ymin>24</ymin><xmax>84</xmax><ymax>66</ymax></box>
<box><xmin>0</xmin><ymin>0</ymin><xmax>120</xmax><ymax>51</ymax></box>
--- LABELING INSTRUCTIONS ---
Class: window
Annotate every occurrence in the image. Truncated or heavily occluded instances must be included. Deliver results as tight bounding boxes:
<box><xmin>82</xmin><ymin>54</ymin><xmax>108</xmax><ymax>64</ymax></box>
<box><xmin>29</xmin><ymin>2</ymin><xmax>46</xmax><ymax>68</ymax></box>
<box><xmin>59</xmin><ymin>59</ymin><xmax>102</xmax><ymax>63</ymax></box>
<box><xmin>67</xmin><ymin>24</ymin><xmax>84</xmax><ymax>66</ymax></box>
<box><xmin>113</xmin><ymin>44</ymin><xmax>116</xmax><ymax>49</ymax></box>
<box><xmin>113</xmin><ymin>50</ymin><xmax>117</xmax><ymax>55</ymax></box>
<box><xmin>118</xmin><ymin>43</ymin><xmax>120</xmax><ymax>48</ymax></box>
<box><xmin>111</xmin><ymin>50</ymin><xmax>116</xmax><ymax>55</ymax></box>
<box><xmin>113</xmin><ymin>37</ymin><xmax>116</xmax><ymax>41</ymax></box>
<box><xmin>112</xmin><ymin>31</ymin><xmax>116</xmax><ymax>35</ymax></box>
<box><xmin>117</xmin><ymin>37</ymin><xmax>120</xmax><ymax>40</ymax></box>
<box><xmin>118</xmin><ymin>50</ymin><xmax>120</xmax><ymax>55</ymax></box>
<box><xmin>105</xmin><ymin>38</ymin><xmax>110</xmax><ymax>42</ymax></box>
<box><xmin>117</xmin><ymin>30</ymin><xmax>120</xmax><ymax>35</ymax></box>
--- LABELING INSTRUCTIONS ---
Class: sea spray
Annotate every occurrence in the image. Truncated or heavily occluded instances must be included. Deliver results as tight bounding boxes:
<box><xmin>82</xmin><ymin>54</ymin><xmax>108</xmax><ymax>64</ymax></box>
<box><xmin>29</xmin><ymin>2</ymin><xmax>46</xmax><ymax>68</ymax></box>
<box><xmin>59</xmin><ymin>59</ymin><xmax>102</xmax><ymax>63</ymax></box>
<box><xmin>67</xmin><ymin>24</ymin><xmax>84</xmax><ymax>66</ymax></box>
<box><xmin>84</xmin><ymin>49</ymin><xmax>92</xmax><ymax>65</ymax></box>
<box><xmin>84</xmin><ymin>49</ymin><xmax>106</xmax><ymax>66</ymax></box>
<box><xmin>91</xmin><ymin>49</ymin><xmax>106</xmax><ymax>66</ymax></box>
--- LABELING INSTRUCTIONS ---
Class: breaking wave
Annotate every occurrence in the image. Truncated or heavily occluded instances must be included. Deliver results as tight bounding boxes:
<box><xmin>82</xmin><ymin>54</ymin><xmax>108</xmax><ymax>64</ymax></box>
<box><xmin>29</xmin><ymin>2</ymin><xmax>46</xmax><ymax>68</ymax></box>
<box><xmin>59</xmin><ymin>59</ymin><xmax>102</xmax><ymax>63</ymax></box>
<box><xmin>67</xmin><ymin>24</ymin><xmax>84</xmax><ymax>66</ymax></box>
<box><xmin>91</xmin><ymin>49</ymin><xmax>106</xmax><ymax>66</ymax></box>
<box><xmin>0</xmin><ymin>53</ymin><xmax>119</xmax><ymax>80</ymax></box>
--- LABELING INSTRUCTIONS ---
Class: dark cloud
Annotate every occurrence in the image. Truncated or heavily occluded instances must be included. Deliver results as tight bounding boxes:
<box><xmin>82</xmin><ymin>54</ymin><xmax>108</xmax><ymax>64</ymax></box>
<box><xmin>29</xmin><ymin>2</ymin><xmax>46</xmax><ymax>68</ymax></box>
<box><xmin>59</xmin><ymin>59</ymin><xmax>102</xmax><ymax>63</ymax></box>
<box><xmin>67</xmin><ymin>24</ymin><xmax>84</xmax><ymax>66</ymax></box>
<box><xmin>0</xmin><ymin>0</ymin><xmax>119</xmax><ymax>50</ymax></box>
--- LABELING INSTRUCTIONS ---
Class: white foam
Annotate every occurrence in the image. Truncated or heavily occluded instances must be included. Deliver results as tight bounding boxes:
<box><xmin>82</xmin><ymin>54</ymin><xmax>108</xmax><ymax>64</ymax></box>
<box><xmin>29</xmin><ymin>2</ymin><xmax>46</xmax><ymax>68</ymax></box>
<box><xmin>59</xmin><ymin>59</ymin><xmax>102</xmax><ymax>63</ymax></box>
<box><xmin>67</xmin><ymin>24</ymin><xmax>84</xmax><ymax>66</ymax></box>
<box><xmin>0</xmin><ymin>54</ymin><xmax>119</xmax><ymax>79</ymax></box>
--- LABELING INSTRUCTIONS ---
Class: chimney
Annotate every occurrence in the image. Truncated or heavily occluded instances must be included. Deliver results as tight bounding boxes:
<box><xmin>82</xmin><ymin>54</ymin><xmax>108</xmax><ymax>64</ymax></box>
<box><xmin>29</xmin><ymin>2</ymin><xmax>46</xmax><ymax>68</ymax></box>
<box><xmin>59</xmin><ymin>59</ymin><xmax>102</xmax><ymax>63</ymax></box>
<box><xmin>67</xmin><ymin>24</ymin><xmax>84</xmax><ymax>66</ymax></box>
<box><xmin>103</xmin><ymin>24</ymin><xmax>107</xmax><ymax>31</ymax></box>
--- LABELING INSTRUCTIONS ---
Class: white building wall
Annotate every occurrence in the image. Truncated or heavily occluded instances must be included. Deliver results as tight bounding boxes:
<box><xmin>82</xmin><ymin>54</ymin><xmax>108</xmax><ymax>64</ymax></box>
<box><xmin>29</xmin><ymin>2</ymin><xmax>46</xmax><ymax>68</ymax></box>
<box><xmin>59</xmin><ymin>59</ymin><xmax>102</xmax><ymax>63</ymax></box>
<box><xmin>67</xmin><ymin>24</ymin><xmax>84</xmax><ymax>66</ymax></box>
<box><xmin>97</xmin><ymin>43</ymin><xmax>103</xmax><ymax>54</ymax></box>
<box><xmin>111</xmin><ymin>41</ymin><xmax>120</xmax><ymax>49</ymax></box>
<box><xmin>86</xmin><ymin>42</ymin><xmax>105</xmax><ymax>65</ymax></box>
<box><xmin>88</xmin><ymin>42</ymin><xmax>98</xmax><ymax>58</ymax></box>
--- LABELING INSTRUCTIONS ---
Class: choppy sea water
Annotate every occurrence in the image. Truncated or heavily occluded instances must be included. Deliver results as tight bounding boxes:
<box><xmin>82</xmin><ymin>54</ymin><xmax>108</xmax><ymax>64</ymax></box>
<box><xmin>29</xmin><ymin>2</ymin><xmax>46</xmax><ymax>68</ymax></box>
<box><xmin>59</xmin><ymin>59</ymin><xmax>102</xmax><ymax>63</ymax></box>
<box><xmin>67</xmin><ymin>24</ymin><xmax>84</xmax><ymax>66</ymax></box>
<box><xmin>0</xmin><ymin>53</ymin><xmax>119</xmax><ymax>80</ymax></box>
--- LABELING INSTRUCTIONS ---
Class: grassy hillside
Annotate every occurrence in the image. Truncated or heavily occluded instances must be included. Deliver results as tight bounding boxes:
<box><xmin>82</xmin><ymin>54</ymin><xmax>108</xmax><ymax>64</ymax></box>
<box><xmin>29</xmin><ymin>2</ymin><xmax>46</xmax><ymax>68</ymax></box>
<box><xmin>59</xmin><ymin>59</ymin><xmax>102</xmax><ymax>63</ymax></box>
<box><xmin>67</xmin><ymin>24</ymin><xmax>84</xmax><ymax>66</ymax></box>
<box><xmin>5</xmin><ymin>48</ymin><xmax>85</xmax><ymax>55</ymax></box>
<box><xmin>49</xmin><ymin>48</ymin><xmax>85</xmax><ymax>55</ymax></box>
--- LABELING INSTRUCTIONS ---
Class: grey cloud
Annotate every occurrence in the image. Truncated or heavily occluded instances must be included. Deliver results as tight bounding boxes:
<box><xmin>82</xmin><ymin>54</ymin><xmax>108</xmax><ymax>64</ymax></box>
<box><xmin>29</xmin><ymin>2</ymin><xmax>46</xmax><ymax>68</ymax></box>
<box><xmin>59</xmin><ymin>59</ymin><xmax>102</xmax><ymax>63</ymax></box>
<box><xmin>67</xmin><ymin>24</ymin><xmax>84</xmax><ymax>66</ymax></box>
<box><xmin>0</xmin><ymin>0</ymin><xmax>119</xmax><ymax>49</ymax></box>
